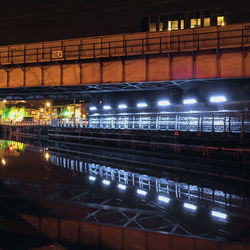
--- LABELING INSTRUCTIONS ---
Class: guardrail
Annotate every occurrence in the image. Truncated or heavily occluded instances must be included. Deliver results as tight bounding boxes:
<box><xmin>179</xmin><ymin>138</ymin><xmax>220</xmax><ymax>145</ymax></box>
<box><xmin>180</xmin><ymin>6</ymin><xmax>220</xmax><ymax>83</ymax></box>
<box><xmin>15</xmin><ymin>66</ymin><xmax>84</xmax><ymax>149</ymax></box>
<box><xmin>51</xmin><ymin>111</ymin><xmax>250</xmax><ymax>134</ymax></box>
<box><xmin>1</xmin><ymin>25</ymin><xmax>250</xmax><ymax>65</ymax></box>
<box><xmin>0</xmin><ymin>120</ymin><xmax>51</xmax><ymax>126</ymax></box>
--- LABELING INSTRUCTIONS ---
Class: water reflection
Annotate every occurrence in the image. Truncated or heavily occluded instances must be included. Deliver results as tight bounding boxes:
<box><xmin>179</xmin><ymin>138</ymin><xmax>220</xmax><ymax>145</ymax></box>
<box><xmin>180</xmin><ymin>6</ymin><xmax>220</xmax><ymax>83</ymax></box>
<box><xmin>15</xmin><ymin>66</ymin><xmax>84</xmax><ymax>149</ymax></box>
<box><xmin>0</xmin><ymin>138</ymin><xmax>250</xmax><ymax>243</ymax></box>
<box><xmin>49</xmin><ymin>151</ymin><xmax>250</xmax><ymax>224</ymax></box>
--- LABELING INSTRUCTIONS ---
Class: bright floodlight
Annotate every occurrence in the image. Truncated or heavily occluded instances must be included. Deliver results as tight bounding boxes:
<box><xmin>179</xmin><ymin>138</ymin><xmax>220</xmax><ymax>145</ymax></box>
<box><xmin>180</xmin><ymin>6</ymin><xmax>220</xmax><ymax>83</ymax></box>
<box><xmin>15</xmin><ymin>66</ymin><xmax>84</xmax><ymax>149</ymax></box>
<box><xmin>137</xmin><ymin>102</ymin><xmax>148</xmax><ymax>108</ymax></box>
<box><xmin>103</xmin><ymin>105</ymin><xmax>111</xmax><ymax>110</ymax></box>
<box><xmin>89</xmin><ymin>176</ymin><xmax>96</xmax><ymax>181</ymax></box>
<box><xmin>118</xmin><ymin>184</ymin><xmax>127</xmax><ymax>190</ymax></box>
<box><xmin>211</xmin><ymin>210</ymin><xmax>227</xmax><ymax>219</ymax></box>
<box><xmin>158</xmin><ymin>100</ymin><xmax>170</xmax><ymax>106</ymax></box>
<box><xmin>118</xmin><ymin>104</ymin><xmax>127</xmax><ymax>109</ymax></box>
<box><xmin>183</xmin><ymin>98</ymin><xmax>197</xmax><ymax>105</ymax></box>
<box><xmin>184</xmin><ymin>202</ymin><xmax>197</xmax><ymax>211</ymax></box>
<box><xmin>210</xmin><ymin>96</ymin><xmax>227</xmax><ymax>103</ymax></box>
<box><xmin>158</xmin><ymin>195</ymin><xmax>170</xmax><ymax>203</ymax></box>
<box><xmin>137</xmin><ymin>189</ymin><xmax>147</xmax><ymax>196</ymax></box>
<box><xmin>103</xmin><ymin>179</ymin><xmax>111</xmax><ymax>185</ymax></box>
<box><xmin>89</xmin><ymin>106</ymin><xmax>97</xmax><ymax>111</ymax></box>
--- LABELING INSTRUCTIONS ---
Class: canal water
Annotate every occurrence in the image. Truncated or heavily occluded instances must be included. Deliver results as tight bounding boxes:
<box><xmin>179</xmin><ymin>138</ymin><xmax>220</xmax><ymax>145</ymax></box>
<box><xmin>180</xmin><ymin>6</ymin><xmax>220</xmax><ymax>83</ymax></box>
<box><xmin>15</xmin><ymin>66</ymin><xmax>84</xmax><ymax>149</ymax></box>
<box><xmin>0</xmin><ymin>138</ymin><xmax>250</xmax><ymax>244</ymax></box>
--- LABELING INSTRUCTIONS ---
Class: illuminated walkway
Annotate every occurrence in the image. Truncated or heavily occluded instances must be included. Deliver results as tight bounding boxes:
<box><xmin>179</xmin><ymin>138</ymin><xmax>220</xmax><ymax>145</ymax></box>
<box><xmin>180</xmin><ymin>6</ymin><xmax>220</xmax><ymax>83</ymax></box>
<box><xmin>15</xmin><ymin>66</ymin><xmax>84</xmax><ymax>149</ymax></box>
<box><xmin>51</xmin><ymin>110</ymin><xmax>250</xmax><ymax>134</ymax></box>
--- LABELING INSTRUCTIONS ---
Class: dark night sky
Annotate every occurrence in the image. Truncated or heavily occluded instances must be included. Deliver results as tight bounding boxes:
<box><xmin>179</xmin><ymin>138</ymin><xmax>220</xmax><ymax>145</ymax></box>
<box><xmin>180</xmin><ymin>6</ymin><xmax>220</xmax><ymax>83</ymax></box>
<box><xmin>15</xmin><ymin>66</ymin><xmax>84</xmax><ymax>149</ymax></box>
<box><xmin>0</xmin><ymin>0</ymin><xmax>250</xmax><ymax>45</ymax></box>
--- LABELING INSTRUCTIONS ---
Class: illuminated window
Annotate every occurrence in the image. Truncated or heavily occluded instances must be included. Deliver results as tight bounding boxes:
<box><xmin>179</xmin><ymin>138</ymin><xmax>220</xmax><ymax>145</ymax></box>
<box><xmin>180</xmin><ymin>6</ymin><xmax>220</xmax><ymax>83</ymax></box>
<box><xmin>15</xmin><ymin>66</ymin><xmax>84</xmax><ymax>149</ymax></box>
<box><xmin>149</xmin><ymin>23</ymin><xmax>156</xmax><ymax>32</ymax></box>
<box><xmin>217</xmin><ymin>16</ymin><xmax>225</xmax><ymax>26</ymax></box>
<box><xmin>168</xmin><ymin>21</ymin><xmax>171</xmax><ymax>31</ymax></box>
<box><xmin>204</xmin><ymin>17</ymin><xmax>210</xmax><ymax>27</ymax></box>
<box><xmin>168</xmin><ymin>20</ymin><xmax>179</xmax><ymax>31</ymax></box>
<box><xmin>190</xmin><ymin>18</ymin><xmax>201</xmax><ymax>28</ymax></box>
<box><xmin>180</xmin><ymin>20</ymin><xmax>184</xmax><ymax>29</ymax></box>
<box><xmin>159</xmin><ymin>22</ymin><xmax>164</xmax><ymax>31</ymax></box>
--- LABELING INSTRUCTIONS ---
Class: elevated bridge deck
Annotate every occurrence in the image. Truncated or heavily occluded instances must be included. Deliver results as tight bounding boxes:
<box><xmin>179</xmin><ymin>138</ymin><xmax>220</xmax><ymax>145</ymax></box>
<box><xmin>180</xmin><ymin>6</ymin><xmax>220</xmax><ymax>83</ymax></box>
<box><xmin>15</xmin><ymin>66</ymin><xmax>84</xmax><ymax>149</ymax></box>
<box><xmin>0</xmin><ymin>23</ymin><xmax>249</xmax><ymax>89</ymax></box>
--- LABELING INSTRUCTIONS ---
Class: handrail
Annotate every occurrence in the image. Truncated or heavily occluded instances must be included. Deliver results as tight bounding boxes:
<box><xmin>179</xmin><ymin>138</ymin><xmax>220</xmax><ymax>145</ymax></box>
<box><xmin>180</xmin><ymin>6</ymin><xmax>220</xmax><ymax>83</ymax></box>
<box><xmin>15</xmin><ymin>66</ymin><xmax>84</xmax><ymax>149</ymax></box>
<box><xmin>0</xmin><ymin>120</ymin><xmax>51</xmax><ymax>126</ymax></box>
<box><xmin>51</xmin><ymin>110</ymin><xmax>250</xmax><ymax>134</ymax></box>
<box><xmin>0</xmin><ymin>26</ymin><xmax>249</xmax><ymax>65</ymax></box>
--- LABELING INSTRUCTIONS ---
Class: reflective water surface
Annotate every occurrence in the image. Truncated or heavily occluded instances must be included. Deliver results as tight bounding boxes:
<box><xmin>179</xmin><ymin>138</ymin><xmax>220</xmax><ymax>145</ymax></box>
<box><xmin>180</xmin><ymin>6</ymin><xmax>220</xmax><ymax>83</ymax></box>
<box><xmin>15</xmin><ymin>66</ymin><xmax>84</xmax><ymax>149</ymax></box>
<box><xmin>0</xmin><ymin>138</ymin><xmax>250</xmax><ymax>244</ymax></box>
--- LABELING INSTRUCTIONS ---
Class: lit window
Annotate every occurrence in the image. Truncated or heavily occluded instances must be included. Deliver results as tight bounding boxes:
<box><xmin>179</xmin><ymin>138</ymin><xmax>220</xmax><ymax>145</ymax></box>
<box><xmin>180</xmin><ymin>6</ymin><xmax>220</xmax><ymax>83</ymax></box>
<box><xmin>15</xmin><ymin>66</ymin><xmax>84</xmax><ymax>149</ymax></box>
<box><xmin>190</xmin><ymin>18</ymin><xmax>201</xmax><ymax>28</ymax></box>
<box><xmin>172</xmin><ymin>20</ymin><xmax>178</xmax><ymax>30</ymax></box>
<box><xmin>180</xmin><ymin>20</ymin><xmax>184</xmax><ymax>29</ymax></box>
<box><xmin>168</xmin><ymin>20</ymin><xmax>179</xmax><ymax>31</ymax></box>
<box><xmin>159</xmin><ymin>22</ymin><xmax>164</xmax><ymax>31</ymax></box>
<box><xmin>204</xmin><ymin>17</ymin><xmax>210</xmax><ymax>27</ymax></box>
<box><xmin>217</xmin><ymin>16</ymin><xmax>225</xmax><ymax>26</ymax></box>
<box><xmin>168</xmin><ymin>21</ymin><xmax>172</xmax><ymax>31</ymax></box>
<box><xmin>149</xmin><ymin>23</ymin><xmax>156</xmax><ymax>32</ymax></box>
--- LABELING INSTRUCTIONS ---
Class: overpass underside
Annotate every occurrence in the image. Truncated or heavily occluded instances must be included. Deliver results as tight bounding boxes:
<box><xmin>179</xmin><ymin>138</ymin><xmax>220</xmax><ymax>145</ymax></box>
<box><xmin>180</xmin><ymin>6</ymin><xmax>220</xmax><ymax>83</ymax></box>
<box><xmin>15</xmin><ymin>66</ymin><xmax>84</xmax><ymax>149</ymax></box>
<box><xmin>0</xmin><ymin>23</ymin><xmax>249</xmax><ymax>98</ymax></box>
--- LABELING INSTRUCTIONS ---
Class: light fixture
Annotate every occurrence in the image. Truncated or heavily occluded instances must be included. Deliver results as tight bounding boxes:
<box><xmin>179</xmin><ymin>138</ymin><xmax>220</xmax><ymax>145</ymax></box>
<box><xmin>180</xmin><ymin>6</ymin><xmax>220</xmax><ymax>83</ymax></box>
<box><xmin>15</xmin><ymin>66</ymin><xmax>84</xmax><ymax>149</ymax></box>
<box><xmin>118</xmin><ymin>184</ymin><xmax>127</xmax><ymax>190</ymax></box>
<box><xmin>89</xmin><ymin>106</ymin><xmax>97</xmax><ymax>111</ymax></box>
<box><xmin>1</xmin><ymin>159</ymin><xmax>6</xmax><ymax>166</ymax></box>
<box><xmin>46</xmin><ymin>102</ymin><xmax>51</xmax><ymax>107</ymax></box>
<box><xmin>183</xmin><ymin>98</ymin><xmax>197</xmax><ymax>105</ymax></box>
<box><xmin>211</xmin><ymin>210</ymin><xmax>227</xmax><ymax>219</ymax></box>
<box><xmin>137</xmin><ymin>102</ymin><xmax>148</xmax><ymax>108</ymax></box>
<box><xmin>44</xmin><ymin>152</ymin><xmax>50</xmax><ymax>160</ymax></box>
<box><xmin>89</xmin><ymin>176</ymin><xmax>96</xmax><ymax>181</ymax></box>
<box><xmin>184</xmin><ymin>202</ymin><xmax>197</xmax><ymax>211</ymax></box>
<box><xmin>210</xmin><ymin>96</ymin><xmax>227</xmax><ymax>103</ymax></box>
<box><xmin>158</xmin><ymin>100</ymin><xmax>170</xmax><ymax>106</ymax></box>
<box><xmin>158</xmin><ymin>195</ymin><xmax>170</xmax><ymax>203</ymax></box>
<box><xmin>103</xmin><ymin>179</ymin><xmax>111</xmax><ymax>185</ymax></box>
<box><xmin>118</xmin><ymin>104</ymin><xmax>127</xmax><ymax>109</ymax></box>
<box><xmin>103</xmin><ymin>105</ymin><xmax>111</xmax><ymax>110</ymax></box>
<box><xmin>137</xmin><ymin>189</ymin><xmax>147</xmax><ymax>196</ymax></box>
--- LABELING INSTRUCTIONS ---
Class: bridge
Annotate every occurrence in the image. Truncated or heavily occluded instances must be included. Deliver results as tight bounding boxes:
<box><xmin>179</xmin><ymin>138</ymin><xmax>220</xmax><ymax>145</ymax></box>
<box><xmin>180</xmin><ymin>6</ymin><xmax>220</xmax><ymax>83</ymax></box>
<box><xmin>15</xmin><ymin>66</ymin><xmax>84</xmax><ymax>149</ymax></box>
<box><xmin>0</xmin><ymin>23</ymin><xmax>249</xmax><ymax>99</ymax></box>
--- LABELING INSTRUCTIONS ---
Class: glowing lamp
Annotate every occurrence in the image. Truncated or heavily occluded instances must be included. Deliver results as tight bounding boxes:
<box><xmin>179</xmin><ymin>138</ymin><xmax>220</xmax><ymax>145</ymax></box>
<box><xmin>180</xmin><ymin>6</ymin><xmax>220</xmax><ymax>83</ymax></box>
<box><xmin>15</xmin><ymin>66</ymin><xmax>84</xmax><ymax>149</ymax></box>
<box><xmin>103</xmin><ymin>105</ymin><xmax>111</xmax><ymax>110</ymax></box>
<box><xmin>158</xmin><ymin>100</ymin><xmax>170</xmax><ymax>106</ymax></box>
<box><xmin>210</xmin><ymin>96</ymin><xmax>227</xmax><ymax>103</ymax></box>
<box><xmin>183</xmin><ymin>98</ymin><xmax>197</xmax><ymax>105</ymax></box>
<box><xmin>137</xmin><ymin>102</ymin><xmax>148</xmax><ymax>108</ymax></box>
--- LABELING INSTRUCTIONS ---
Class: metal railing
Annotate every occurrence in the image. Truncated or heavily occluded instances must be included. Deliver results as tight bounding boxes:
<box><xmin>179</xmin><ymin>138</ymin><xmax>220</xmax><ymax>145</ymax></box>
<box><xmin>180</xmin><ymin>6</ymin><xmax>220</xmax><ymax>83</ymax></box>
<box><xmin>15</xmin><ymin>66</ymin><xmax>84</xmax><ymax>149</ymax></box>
<box><xmin>0</xmin><ymin>120</ymin><xmax>51</xmax><ymax>126</ymax></box>
<box><xmin>49</xmin><ymin>153</ymin><xmax>243</xmax><ymax>208</ymax></box>
<box><xmin>88</xmin><ymin>111</ymin><xmax>250</xmax><ymax>133</ymax></box>
<box><xmin>1</xmin><ymin>25</ymin><xmax>250</xmax><ymax>65</ymax></box>
<box><xmin>51</xmin><ymin>110</ymin><xmax>250</xmax><ymax>133</ymax></box>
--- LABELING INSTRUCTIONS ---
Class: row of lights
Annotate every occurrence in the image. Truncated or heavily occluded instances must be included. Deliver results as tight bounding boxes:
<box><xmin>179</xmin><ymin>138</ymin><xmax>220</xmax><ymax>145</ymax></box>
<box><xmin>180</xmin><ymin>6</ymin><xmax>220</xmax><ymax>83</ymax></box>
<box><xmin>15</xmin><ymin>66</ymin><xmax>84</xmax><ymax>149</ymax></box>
<box><xmin>89</xmin><ymin>96</ymin><xmax>227</xmax><ymax>111</ymax></box>
<box><xmin>88</xmin><ymin>175</ymin><xmax>228</xmax><ymax>220</ymax></box>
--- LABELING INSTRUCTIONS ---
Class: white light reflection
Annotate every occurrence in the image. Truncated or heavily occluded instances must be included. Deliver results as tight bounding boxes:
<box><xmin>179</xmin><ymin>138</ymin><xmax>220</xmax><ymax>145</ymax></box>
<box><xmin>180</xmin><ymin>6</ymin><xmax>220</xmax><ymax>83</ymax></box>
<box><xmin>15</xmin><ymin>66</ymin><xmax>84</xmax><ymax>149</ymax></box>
<box><xmin>89</xmin><ymin>106</ymin><xmax>97</xmax><ymax>111</ymax></box>
<box><xmin>118</xmin><ymin>184</ymin><xmax>127</xmax><ymax>190</ymax></box>
<box><xmin>211</xmin><ymin>210</ymin><xmax>227</xmax><ymax>219</ymax></box>
<box><xmin>137</xmin><ymin>189</ymin><xmax>147</xmax><ymax>196</ymax></box>
<box><xmin>158</xmin><ymin>195</ymin><xmax>170</xmax><ymax>203</ymax></box>
<box><xmin>184</xmin><ymin>202</ymin><xmax>197</xmax><ymax>211</ymax></box>
<box><xmin>103</xmin><ymin>179</ymin><xmax>111</xmax><ymax>185</ymax></box>
<box><xmin>89</xmin><ymin>176</ymin><xmax>96</xmax><ymax>181</ymax></box>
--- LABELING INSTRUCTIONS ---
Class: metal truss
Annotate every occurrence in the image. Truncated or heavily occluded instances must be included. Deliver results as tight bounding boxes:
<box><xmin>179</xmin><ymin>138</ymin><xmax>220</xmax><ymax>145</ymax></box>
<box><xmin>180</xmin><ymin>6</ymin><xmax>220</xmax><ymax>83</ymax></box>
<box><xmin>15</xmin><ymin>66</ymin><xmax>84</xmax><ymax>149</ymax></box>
<box><xmin>0</xmin><ymin>77</ymin><xmax>248</xmax><ymax>101</ymax></box>
<box><xmin>2</xmin><ymin>177</ymin><xmax>248</xmax><ymax>243</ymax></box>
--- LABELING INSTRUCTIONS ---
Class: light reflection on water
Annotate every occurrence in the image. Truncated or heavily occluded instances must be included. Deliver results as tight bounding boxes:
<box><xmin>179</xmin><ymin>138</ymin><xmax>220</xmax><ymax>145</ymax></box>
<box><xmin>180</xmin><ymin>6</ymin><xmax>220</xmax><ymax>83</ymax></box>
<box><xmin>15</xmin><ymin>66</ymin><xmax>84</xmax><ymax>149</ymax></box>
<box><xmin>49</xmin><ymin>152</ymin><xmax>244</xmax><ymax>213</ymax></box>
<box><xmin>1</xmin><ymin>138</ymin><xmax>250</xmax><ymax>242</ymax></box>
